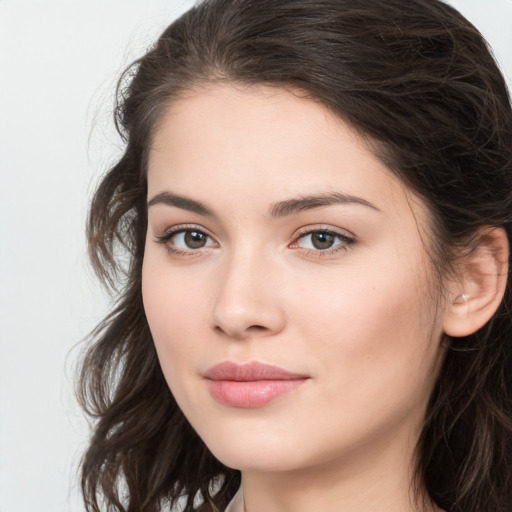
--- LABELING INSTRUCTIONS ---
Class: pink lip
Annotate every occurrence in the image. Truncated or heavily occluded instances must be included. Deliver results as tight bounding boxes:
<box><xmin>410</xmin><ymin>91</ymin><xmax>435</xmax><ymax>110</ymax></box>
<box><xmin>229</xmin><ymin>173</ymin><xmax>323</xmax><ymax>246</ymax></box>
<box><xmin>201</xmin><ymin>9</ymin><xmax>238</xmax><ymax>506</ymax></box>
<box><xmin>204</xmin><ymin>361</ymin><xmax>309</xmax><ymax>408</ymax></box>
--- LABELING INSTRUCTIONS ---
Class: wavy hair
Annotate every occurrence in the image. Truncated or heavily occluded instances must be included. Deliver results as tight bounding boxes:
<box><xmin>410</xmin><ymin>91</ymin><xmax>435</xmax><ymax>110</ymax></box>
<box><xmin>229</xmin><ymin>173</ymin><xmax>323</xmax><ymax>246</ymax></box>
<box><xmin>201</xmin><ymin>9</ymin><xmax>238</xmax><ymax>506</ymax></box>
<box><xmin>78</xmin><ymin>1</ymin><xmax>512</xmax><ymax>511</ymax></box>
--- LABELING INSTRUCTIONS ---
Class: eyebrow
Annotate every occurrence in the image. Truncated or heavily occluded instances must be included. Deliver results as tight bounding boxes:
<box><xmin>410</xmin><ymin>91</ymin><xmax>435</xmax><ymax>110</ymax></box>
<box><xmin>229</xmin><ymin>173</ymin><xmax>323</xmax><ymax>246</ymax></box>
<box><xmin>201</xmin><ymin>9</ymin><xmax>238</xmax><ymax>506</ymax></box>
<box><xmin>147</xmin><ymin>192</ymin><xmax>214</xmax><ymax>216</ymax></box>
<box><xmin>147</xmin><ymin>190</ymin><xmax>380</xmax><ymax>217</ymax></box>
<box><xmin>269</xmin><ymin>192</ymin><xmax>381</xmax><ymax>217</ymax></box>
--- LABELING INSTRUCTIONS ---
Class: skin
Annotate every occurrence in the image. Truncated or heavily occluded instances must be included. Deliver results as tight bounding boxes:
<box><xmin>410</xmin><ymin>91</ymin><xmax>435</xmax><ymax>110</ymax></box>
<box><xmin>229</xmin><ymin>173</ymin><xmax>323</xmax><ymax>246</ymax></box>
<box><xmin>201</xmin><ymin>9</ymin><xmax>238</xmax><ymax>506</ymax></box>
<box><xmin>142</xmin><ymin>84</ymin><xmax>448</xmax><ymax>512</ymax></box>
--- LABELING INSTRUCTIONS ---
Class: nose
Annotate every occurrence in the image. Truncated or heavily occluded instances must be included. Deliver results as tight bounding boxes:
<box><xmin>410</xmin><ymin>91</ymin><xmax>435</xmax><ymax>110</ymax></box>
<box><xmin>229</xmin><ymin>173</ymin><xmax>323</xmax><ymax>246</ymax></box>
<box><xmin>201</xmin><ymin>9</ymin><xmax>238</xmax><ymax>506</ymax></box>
<box><xmin>211</xmin><ymin>249</ymin><xmax>286</xmax><ymax>340</ymax></box>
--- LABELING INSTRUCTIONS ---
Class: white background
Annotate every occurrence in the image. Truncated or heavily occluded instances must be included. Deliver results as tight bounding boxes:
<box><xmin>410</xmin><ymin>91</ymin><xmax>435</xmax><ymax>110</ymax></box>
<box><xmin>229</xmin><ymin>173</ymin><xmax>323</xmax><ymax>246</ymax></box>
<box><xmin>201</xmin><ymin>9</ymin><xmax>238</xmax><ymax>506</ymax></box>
<box><xmin>0</xmin><ymin>1</ymin><xmax>511</xmax><ymax>511</ymax></box>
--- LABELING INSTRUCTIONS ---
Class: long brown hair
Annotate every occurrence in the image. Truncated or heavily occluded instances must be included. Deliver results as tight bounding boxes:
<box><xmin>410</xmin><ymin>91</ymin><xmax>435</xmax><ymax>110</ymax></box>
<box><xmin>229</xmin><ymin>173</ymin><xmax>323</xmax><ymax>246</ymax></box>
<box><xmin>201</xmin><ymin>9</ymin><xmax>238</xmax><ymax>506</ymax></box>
<box><xmin>78</xmin><ymin>1</ymin><xmax>512</xmax><ymax>511</ymax></box>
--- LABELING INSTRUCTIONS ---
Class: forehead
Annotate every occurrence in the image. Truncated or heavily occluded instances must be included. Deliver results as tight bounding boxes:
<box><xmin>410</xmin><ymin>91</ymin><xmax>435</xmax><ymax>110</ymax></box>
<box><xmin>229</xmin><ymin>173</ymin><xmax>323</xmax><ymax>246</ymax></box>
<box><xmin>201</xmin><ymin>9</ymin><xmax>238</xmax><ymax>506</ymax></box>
<box><xmin>147</xmin><ymin>83</ymin><xmax>426</xmax><ymax>227</ymax></box>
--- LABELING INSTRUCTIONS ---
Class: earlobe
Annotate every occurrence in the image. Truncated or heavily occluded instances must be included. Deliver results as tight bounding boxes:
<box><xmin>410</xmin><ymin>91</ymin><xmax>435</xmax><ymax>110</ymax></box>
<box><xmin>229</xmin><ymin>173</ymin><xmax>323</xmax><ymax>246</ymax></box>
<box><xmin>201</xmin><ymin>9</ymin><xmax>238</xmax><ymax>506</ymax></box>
<box><xmin>443</xmin><ymin>227</ymin><xmax>509</xmax><ymax>338</ymax></box>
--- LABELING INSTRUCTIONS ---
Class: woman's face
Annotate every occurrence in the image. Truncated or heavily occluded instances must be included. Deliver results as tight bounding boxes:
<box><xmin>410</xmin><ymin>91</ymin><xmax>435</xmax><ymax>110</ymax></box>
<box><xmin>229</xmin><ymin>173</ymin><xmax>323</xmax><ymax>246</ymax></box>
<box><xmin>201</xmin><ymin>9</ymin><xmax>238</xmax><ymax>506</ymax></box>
<box><xmin>143</xmin><ymin>84</ymin><xmax>447</xmax><ymax>474</ymax></box>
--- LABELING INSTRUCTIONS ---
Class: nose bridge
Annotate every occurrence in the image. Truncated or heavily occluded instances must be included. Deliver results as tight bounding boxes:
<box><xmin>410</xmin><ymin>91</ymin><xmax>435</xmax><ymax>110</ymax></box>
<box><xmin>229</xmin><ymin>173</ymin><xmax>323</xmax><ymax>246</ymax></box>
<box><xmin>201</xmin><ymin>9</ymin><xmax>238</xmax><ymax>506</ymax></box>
<box><xmin>211</xmin><ymin>242</ymin><xmax>285</xmax><ymax>338</ymax></box>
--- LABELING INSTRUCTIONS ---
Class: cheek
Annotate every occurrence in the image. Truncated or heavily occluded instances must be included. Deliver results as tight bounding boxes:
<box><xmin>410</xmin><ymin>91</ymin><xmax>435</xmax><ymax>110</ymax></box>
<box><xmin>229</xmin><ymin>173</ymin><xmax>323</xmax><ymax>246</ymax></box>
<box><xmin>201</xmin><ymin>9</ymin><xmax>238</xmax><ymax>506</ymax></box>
<box><xmin>294</xmin><ymin>253</ymin><xmax>425</xmax><ymax>339</ymax></box>
<box><xmin>141</xmin><ymin>256</ymin><xmax>207</xmax><ymax>375</ymax></box>
<box><xmin>294</xmin><ymin>255</ymin><xmax>441</xmax><ymax>403</ymax></box>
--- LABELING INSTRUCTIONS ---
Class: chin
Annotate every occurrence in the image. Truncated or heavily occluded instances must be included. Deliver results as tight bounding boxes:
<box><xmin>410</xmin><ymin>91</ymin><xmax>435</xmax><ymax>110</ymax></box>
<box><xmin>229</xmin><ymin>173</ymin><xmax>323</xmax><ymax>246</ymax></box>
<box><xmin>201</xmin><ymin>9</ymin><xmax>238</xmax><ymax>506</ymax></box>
<box><xmin>212</xmin><ymin>447</ymin><xmax>301</xmax><ymax>473</ymax></box>
<box><xmin>196</xmin><ymin>424</ymin><xmax>305</xmax><ymax>472</ymax></box>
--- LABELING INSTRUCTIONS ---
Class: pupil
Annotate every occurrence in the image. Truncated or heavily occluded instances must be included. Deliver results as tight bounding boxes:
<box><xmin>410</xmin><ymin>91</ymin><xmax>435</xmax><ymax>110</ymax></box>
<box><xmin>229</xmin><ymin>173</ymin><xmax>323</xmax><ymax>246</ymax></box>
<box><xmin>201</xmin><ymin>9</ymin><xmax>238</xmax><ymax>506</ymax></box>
<box><xmin>312</xmin><ymin>232</ymin><xmax>334</xmax><ymax>250</ymax></box>
<box><xmin>185</xmin><ymin>231</ymin><xmax>206</xmax><ymax>248</ymax></box>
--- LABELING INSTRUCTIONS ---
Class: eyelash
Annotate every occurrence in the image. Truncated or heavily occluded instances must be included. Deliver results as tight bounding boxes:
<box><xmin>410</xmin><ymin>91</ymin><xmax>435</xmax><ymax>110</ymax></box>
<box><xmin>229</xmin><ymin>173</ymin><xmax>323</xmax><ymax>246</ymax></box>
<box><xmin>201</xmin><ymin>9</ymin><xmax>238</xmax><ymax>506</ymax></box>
<box><xmin>154</xmin><ymin>224</ymin><xmax>356</xmax><ymax>258</ymax></box>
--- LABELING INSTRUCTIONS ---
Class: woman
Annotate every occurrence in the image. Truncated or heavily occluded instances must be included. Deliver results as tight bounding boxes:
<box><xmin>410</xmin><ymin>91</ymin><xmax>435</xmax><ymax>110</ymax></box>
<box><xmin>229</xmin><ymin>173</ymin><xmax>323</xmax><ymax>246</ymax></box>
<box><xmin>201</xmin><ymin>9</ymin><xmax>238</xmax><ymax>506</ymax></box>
<box><xmin>78</xmin><ymin>1</ymin><xmax>512</xmax><ymax>511</ymax></box>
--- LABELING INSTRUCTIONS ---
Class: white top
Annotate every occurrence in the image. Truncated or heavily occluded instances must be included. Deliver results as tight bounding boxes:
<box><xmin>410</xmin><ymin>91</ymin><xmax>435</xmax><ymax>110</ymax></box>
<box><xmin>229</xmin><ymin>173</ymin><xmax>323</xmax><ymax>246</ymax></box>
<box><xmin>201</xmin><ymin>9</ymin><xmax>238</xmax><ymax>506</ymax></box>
<box><xmin>224</xmin><ymin>487</ymin><xmax>244</xmax><ymax>512</ymax></box>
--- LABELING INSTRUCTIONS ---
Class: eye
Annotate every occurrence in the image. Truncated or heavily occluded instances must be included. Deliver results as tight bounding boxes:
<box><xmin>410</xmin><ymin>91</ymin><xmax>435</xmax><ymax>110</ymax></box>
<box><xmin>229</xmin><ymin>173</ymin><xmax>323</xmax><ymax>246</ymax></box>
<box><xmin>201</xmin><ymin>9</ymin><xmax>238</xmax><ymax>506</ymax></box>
<box><xmin>300</xmin><ymin>231</ymin><xmax>339</xmax><ymax>250</ymax></box>
<box><xmin>172</xmin><ymin>230</ymin><xmax>213</xmax><ymax>249</ymax></box>
<box><xmin>155</xmin><ymin>226</ymin><xmax>218</xmax><ymax>254</ymax></box>
<box><xmin>291</xmin><ymin>228</ymin><xmax>355</xmax><ymax>254</ymax></box>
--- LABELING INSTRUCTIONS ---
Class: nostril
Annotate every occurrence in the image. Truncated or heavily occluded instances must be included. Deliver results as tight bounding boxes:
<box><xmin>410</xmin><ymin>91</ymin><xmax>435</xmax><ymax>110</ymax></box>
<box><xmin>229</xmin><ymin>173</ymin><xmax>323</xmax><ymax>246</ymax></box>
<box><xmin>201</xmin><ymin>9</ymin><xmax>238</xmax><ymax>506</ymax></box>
<box><xmin>247</xmin><ymin>325</ymin><xmax>267</xmax><ymax>333</ymax></box>
<box><xmin>213</xmin><ymin>323</ymin><xmax>268</xmax><ymax>338</ymax></box>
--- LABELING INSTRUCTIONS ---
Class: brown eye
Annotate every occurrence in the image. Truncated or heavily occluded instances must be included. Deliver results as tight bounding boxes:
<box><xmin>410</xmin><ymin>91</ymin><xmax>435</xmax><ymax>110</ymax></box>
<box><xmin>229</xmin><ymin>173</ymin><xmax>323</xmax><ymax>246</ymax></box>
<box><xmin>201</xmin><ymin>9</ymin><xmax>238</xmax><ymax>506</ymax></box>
<box><xmin>155</xmin><ymin>228</ymin><xmax>217</xmax><ymax>252</ymax></box>
<box><xmin>293</xmin><ymin>229</ymin><xmax>354</xmax><ymax>254</ymax></box>
<box><xmin>184</xmin><ymin>230</ymin><xmax>208</xmax><ymax>249</ymax></box>
<box><xmin>310</xmin><ymin>232</ymin><xmax>335</xmax><ymax>250</ymax></box>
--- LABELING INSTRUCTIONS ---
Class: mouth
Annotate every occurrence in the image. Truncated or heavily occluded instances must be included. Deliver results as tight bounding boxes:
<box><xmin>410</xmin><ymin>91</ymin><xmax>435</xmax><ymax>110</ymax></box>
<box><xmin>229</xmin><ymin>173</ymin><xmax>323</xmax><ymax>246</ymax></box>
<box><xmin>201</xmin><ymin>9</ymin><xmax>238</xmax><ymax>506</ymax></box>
<box><xmin>203</xmin><ymin>361</ymin><xmax>310</xmax><ymax>408</ymax></box>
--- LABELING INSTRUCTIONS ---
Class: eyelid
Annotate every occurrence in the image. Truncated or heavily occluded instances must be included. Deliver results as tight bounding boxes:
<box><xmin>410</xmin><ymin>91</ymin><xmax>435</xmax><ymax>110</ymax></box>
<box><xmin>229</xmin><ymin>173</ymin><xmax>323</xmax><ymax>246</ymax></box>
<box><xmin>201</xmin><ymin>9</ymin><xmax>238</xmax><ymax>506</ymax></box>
<box><xmin>154</xmin><ymin>223</ymin><xmax>215</xmax><ymax>239</ymax></box>
<box><xmin>291</xmin><ymin>224</ymin><xmax>356</xmax><ymax>243</ymax></box>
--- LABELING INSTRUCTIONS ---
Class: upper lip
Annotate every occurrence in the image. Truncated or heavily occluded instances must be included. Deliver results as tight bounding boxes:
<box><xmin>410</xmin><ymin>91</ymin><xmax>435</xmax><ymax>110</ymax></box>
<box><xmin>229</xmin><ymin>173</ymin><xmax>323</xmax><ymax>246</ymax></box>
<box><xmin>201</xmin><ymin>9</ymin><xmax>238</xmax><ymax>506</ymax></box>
<box><xmin>204</xmin><ymin>361</ymin><xmax>308</xmax><ymax>381</ymax></box>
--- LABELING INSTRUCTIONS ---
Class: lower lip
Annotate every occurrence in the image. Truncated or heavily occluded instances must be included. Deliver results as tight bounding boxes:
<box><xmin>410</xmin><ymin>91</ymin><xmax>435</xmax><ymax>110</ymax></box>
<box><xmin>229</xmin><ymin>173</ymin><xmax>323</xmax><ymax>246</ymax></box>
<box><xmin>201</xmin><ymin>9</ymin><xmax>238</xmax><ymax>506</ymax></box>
<box><xmin>206</xmin><ymin>379</ymin><xmax>307</xmax><ymax>408</ymax></box>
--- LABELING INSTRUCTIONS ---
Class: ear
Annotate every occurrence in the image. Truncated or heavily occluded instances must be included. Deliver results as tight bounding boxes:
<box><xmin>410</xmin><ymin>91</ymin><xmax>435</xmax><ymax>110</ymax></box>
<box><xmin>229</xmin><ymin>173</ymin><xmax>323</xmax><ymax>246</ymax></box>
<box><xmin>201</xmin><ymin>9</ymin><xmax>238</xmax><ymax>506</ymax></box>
<box><xmin>443</xmin><ymin>227</ymin><xmax>509</xmax><ymax>338</ymax></box>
